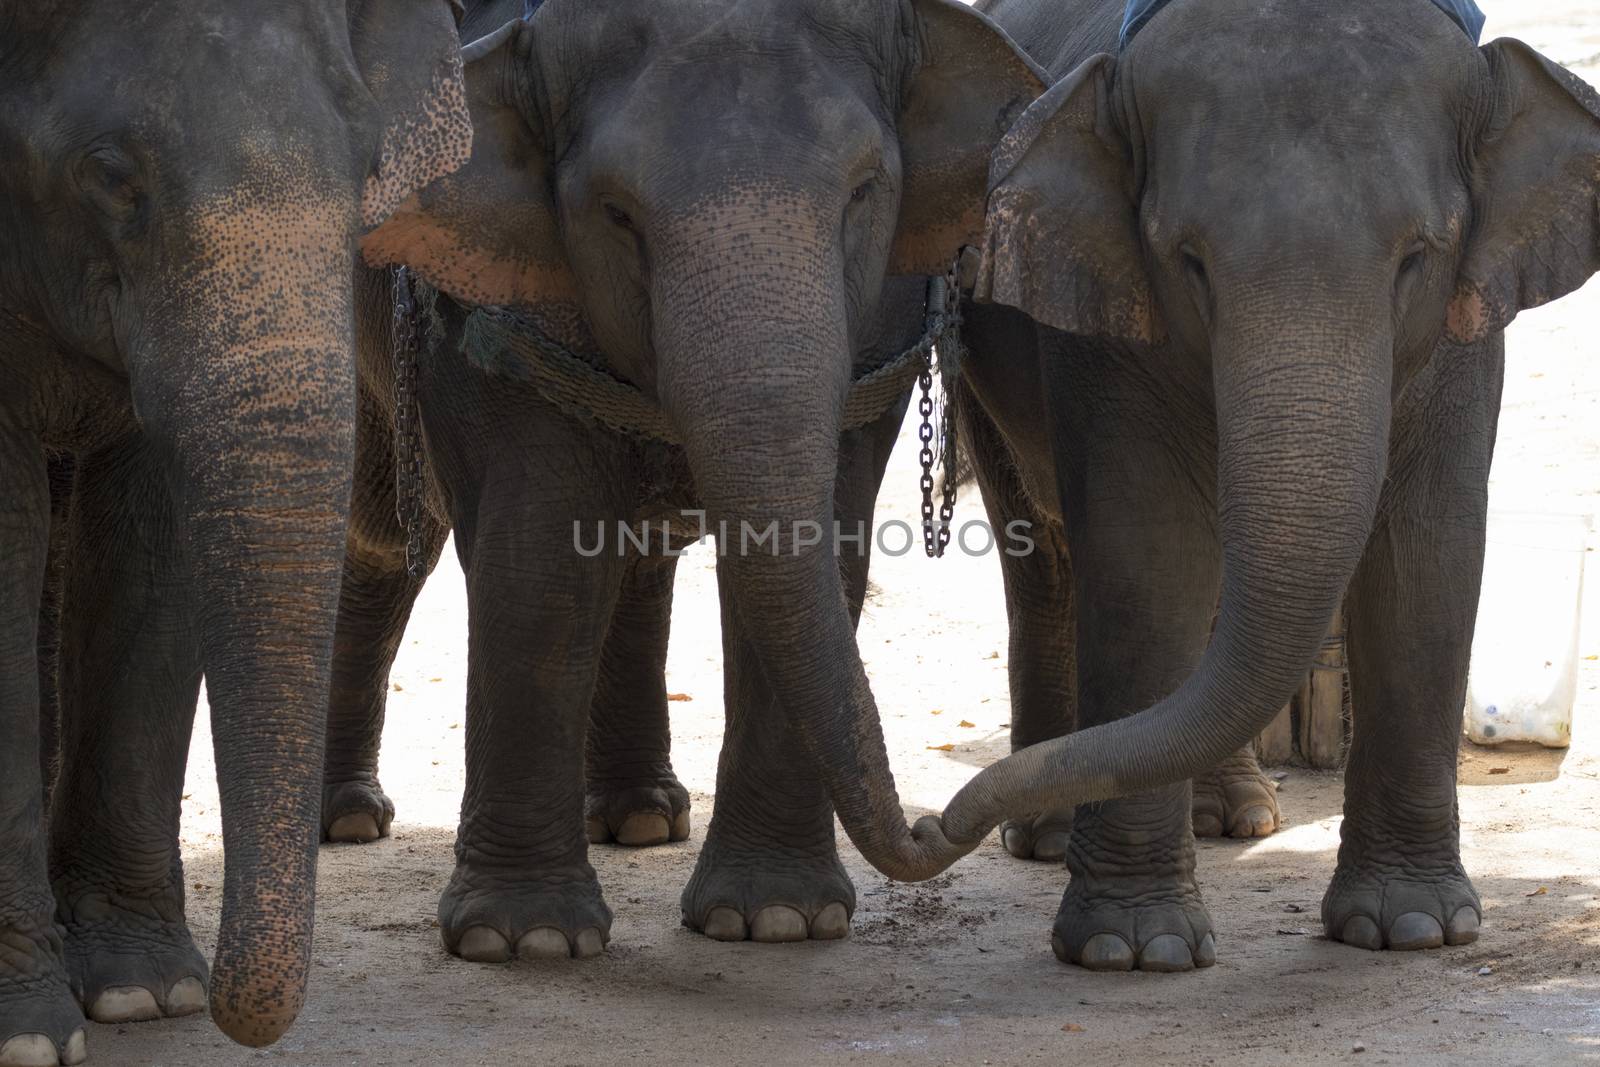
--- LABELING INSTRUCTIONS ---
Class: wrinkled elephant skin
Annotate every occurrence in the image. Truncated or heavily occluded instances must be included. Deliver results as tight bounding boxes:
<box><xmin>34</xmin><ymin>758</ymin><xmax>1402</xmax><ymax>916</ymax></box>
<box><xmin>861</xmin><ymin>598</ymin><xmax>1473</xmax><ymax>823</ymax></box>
<box><xmin>0</xmin><ymin>1</ymin><xmax>470</xmax><ymax>1062</ymax></box>
<box><xmin>944</xmin><ymin>0</ymin><xmax>1600</xmax><ymax>973</ymax></box>
<box><xmin>348</xmin><ymin>0</ymin><xmax>1048</xmax><ymax>960</ymax></box>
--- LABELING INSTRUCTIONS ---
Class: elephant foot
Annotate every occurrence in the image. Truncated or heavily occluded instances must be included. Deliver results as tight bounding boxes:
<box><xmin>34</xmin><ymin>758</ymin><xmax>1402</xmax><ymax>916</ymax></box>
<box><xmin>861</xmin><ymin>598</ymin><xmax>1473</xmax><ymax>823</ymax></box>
<box><xmin>56</xmin><ymin>890</ymin><xmax>209</xmax><ymax>1024</ymax></box>
<box><xmin>1051</xmin><ymin>875</ymin><xmax>1215</xmax><ymax>973</ymax></box>
<box><xmin>680</xmin><ymin>844</ymin><xmax>855</xmax><ymax>943</ymax></box>
<box><xmin>1191</xmin><ymin>748</ymin><xmax>1281</xmax><ymax>839</ymax></box>
<box><xmin>0</xmin><ymin>926</ymin><xmax>87</xmax><ymax>1067</ymax></box>
<box><xmin>585</xmin><ymin>774</ymin><xmax>691</xmax><ymax>847</ymax></box>
<box><xmin>322</xmin><ymin>777</ymin><xmax>395</xmax><ymax>844</ymax></box>
<box><xmin>438</xmin><ymin>863</ymin><xmax>612</xmax><ymax>962</ymax></box>
<box><xmin>1001</xmin><ymin>807</ymin><xmax>1074</xmax><ymax>862</ymax></box>
<box><xmin>1321</xmin><ymin>859</ymin><xmax>1481</xmax><ymax>952</ymax></box>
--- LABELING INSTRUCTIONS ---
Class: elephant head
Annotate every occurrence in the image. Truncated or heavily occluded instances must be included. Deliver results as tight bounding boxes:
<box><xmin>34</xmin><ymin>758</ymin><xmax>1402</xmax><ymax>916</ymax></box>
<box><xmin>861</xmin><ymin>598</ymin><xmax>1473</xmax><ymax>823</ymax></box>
<box><xmin>362</xmin><ymin>0</ymin><xmax>1047</xmax><ymax>881</ymax></box>
<box><xmin>0</xmin><ymin>0</ymin><xmax>472</xmax><ymax>1047</ymax></box>
<box><xmin>944</xmin><ymin>0</ymin><xmax>1600</xmax><ymax>838</ymax></box>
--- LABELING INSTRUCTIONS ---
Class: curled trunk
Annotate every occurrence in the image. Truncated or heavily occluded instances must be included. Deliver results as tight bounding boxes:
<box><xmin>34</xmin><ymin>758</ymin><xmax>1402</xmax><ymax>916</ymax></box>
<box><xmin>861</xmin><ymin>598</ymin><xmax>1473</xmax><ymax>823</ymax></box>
<box><xmin>942</xmin><ymin>320</ymin><xmax>1393</xmax><ymax>843</ymax></box>
<box><xmin>654</xmin><ymin>235</ymin><xmax>971</xmax><ymax>882</ymax></box>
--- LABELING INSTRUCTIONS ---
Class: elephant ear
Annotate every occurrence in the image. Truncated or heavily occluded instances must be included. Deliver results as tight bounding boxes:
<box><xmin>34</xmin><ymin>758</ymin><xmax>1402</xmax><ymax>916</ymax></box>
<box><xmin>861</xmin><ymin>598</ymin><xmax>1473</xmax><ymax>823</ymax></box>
<box><xmin>889</xmin><ymin>0</ymin><xmax>1049</xmax><ymax>276</ymax></box>
<box><xmin>974</xmin><ymin>53</ymin><xmax>1159</xmax><ymax>344</ymax></box>
<box><xmin>1447</xmin><ymin>40</ymin><xmax>1600</xmax><ymax>343</ymax></box>
<box><xmin>361</xmin><ymin>18</ymin><xmax>575</xmax><ymax>310</ymax></box>
<box><xmin>349</xmin><ymin>0</ymin><xmax>474</xmax><ymax>227</ymax></box>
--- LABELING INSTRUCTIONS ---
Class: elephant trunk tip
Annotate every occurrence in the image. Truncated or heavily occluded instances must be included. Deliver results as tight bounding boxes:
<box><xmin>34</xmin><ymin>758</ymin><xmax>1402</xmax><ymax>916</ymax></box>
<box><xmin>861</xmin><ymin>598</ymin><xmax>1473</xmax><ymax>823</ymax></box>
<box><xmin>208</xmin><ymin>921</ymin><xmax>312</xmax><ymax>1048</ymax></box>
<box><xmin>210</xmin><ymin>982</ymin><xmax>305</xmax><ymax>1049</ymax></box>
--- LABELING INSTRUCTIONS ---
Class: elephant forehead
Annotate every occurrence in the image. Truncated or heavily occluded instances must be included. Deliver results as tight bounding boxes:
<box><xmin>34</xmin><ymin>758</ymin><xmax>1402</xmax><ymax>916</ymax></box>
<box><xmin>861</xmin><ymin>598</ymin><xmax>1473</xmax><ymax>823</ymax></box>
<box><xmin>1123</xmin><ymin>0</ymin><xmax>1484</xmax><ymax>50</ymax></box>
<box><xmin>1126</xmin><ymin>0</ymin><xmax>1483</xmax><ymax>127</ymax></box>
<box><xmin>538</xmin><ymin>0</ymin><xmax>901</xmax><ymax>93</ymax></box>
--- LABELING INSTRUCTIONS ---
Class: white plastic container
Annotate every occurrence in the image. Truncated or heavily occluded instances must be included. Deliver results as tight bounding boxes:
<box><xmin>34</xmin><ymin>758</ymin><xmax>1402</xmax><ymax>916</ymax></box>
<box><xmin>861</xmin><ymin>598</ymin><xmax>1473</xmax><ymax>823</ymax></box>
<box><xmin>1465</xmin><ymin>511</ymin><xmax>1591</xmax><ymax>748</ymax></box>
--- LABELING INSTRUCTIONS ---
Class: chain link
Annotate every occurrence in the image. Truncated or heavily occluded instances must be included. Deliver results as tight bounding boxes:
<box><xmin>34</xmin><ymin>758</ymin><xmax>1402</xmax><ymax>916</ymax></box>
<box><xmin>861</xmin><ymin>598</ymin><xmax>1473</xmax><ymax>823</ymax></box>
<box><xmin>391</xmin><ymin>267</ymin><xmax>428</xmax><ymax>580</ymax></box>
<box><xmin>919</xmin><ymin>255</ymin><xmax>965</xmax><ymax>558</ymax></box>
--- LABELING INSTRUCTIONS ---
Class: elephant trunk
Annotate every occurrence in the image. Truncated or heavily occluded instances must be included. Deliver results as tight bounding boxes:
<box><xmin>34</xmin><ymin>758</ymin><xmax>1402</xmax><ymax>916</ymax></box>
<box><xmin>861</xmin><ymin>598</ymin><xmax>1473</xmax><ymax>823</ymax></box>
<box><xmin>132</xmin><ymin>194</ymin><xmax>357</xmax><ymax>1047</ymax></box>
<box><xmin>653</xmin><ymin>226</ymin><xmax>972</xmax><ymax>883</ymax></box>
<box><xmin>942</xmin><ymin>312</ymin><xmax>1393</xmax><ymax>842</ymax></box>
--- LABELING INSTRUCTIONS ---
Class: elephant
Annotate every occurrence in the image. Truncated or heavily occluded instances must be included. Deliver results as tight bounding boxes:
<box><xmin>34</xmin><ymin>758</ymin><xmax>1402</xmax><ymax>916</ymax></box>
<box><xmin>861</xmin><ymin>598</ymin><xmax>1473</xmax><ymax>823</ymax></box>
<box><xmin>931</xmin><ymin>0</ymin><xmax>1600</xmax><ymax>972</ymax></box>
<box><xmin>0</xmin><ymin>1</ymin><xmax>471</xmax><ymax>1062</ymax></box>
<box><xmin>321</xmin><ymin>8</ymin><xmax>1284</xmax><ymax>868</ymax></box>
<box><xmin>342</xmin><ymin>0</ymin><xmax>1053</xmax><ymax>960</ymax></box>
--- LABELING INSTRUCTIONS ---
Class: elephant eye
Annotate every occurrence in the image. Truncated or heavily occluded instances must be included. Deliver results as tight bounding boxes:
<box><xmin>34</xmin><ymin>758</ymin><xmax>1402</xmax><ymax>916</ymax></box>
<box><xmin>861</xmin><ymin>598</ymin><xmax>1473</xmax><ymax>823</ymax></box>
<box><xmin>603</xmin><ymin>201</ymin><xmax>634</xmax><ymax>231</ymax></box>
<box><xmin>1398</xmin><ymin>244</ymin><xmax>1426</xmax><ymax>280</ymax></box>
<box><xmin>77</xmin><ymin>147</ymin><xmax>143</xmax><ymax>220</ymax></box>
<box><xmin>850</xmin><ymin>181</ymin><xmax>873</xmax><ymax>204</ymax></box>
<box><xmin>1395</xmin><ymin>241</ymin><xmax>1428</xmax><ymax>303</ymax></box>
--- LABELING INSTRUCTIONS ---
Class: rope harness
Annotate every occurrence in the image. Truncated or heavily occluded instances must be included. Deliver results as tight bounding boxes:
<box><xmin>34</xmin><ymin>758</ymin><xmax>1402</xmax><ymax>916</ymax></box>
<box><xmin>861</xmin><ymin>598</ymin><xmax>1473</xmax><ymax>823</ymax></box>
<box><xmin>390</xmin><ymin>259</ymin><xmax>966</xmax><ymax>576</ymax></box>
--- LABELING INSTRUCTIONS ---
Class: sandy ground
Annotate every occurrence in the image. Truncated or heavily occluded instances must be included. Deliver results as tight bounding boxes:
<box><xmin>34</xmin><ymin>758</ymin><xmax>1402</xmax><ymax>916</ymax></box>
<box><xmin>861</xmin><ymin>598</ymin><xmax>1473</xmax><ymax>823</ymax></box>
<box><xmin>99</xmin><ymin>8</ymin><xmax>1600</xmax><ymax>1065</ymax></box>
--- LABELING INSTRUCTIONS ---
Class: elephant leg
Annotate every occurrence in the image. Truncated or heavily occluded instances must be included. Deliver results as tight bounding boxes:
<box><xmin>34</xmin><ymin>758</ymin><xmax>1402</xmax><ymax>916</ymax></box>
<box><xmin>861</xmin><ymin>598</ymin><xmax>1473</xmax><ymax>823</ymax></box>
<box><xmin>435</xmin><ymin>439</ymin><xmax>628</xmax><ymax>963</ymax></box>
<box><xmin>46</xmin><ymin>439</ymin><xmax>209</xmax><ymax>1027</ymax></box>
<box><xmin>1321</xmin><ymin>339</ymin><xmax>1499</xmax><ymax>953</ymax></box>
<box><xmin>1190</xmin><ymin>744</ymin><xmax>1280</xmax><ymax>840</ymax></box>
<box><xmin>323</xmin><ymin>392</ymin><xmax>448</xmax><ymax>844</ymax></box>
<box><xmin>0</xmin><ymin>426</ymin><xmax>86</xmax><ymax>1067</ymax></box>
<box><xmin>1048</xmin><ymin>347</ymin><xmax>1221</xmax><ymax>973</ymax></box>
<box><xmin>681</xmin><ymin>406</ymin><xmax>903</xmax><ymax>943</ymax></box>
<box><xmin>584</xmin><ymin>552</ymin><xmax>691</xmax><ymax>847</ymax></box>
<box><xmin>961</xmin><ymin>391</ymin><xmax>1078</xmax><ymax>863</ymax></box>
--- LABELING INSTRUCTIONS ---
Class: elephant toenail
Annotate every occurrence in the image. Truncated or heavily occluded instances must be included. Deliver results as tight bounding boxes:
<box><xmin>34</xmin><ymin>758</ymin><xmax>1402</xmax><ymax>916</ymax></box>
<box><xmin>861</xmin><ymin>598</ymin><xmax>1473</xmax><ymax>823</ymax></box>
<box><xmin>1340</xmin><ymin>915</ymin><xmax>1383</xmax><ymax>951</ymax></box>
<box><xmin>1192</xmin><ymin>813</ymin><xmax>1224</xmax><ymax>838</ymax></box>
<box><xmin>1138</xmin><ymin>933</ymin><xmax>1197</xmax><ymax>972</ymax></box>
<box><xmin>1051</xmin><ymin>933</ymin><xmax>1069</xmax><ymax>963</ymax></box>
<box><xmin>1232</xmin><ymin>806</ymin><xmax>1277</xmax><ymax>838</ymax></box>
<box><xmin>1445</xmin><ymin>907</ymin><xmax>1481</xmax><ymax>946</ymax></box>
<box><xmin>1002</xmin><ymin>827</ymin><xmax>1030</xmax><ymax>858</ymax></box>
<box><xmin>516</xmin><ymin>928</ymin><xmax>573</xmax><ymax>959</ymax></box>
<box><xmin>87</xmin><ymin>986</ymin><xmax>161</xmax><ymax>1024</ymax></box>
<box><xmin>327</xmin><ymin>813</ymin><xmax>383</xmax><ymax>844</ymax></box>
<box><xmin>750</xmin><ymin>906</ymin><xmax>809</xmax><ymax>943</ymax></box>
<box><xmin>1388</xmin><ymin>912</ymin><xmax>1445</xmax><ymax>951</ymax></box>
<box><xmin>700</xmin><ymin>906</ymin><xmax>748</xmax><ymax>942</ymax></box>
<box><xmin>1032</xmin><ymin>832</ymin><xmax>1068</xmax><ymax>863</ymax></box>
<box><xmin>1078</xmin><ymin>933</ymin><xmax>1136</xmax><ymax>971</ymax></box>
<box><xmin>1194</xmin><ymin>932</ymin><xmax>1217</xmax><ymax>967</ymax></box>
<box><xmin>164</xmin><ymin>976</ymin><xmax>208</xmax><ymax>1017</ymax></box>
<box><xmin>456</xmin><ymin>925</ymin><xmax>513</xmax><ymax>963</ymax></box>
<box><xmin>809</xmin><ymin>902</ymin><xmax>851</xmax><ymax>940</ymax></box>
<box><xmin>573</xmin><ymin>928</ymin><xmax>607</xmax><ymax>958</ymax></box>
<box><xmin>585</xmin><ymin>816</ymin><xmax>614</xmax><ymax>844</ymax></box>
<box><xmin>62</xmin><ymin>1031</ymin><xmax>87</xmax><ymax>1067</ymax></box>
<box><xmin>669</xmin><ymin>810</ymin><xmax>692</xmax><ymax>842</ymax></box>
<box><xmin>615</xmin><ymin>812</ymin><xmax>671</xmax><ymax>847</ymax></box>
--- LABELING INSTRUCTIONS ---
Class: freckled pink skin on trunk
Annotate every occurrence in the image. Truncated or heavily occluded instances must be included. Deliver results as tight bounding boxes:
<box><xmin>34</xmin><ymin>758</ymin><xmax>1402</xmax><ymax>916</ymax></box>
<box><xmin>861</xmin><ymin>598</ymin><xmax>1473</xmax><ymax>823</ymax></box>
<box><xmin>362</xmin><ymin>51</ymin><xmax>474</xmax><ymax>228</ymax></box>
<box><xmin>139</xmin><ymin>188</ymin><xmax>358</xmax><ymax>1049</ymax></box>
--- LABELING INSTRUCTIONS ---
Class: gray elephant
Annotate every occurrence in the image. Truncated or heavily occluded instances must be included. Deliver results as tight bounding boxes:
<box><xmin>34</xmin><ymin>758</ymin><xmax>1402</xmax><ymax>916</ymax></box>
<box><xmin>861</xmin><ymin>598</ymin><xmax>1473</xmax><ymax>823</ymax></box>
<box><xmin>937</xmin><ymin>0</ymin><xmax>1600</xmax><ymax>971</ymax></box>
<box><xmin>0</xmin><ymin>2</ymin><xmax>471</xmax><ymax>1063</ymax></box>
<box><xmin>346</xmin><ymin>0</ymin><xmax>1051</xmax><ymax>959</ymax></box>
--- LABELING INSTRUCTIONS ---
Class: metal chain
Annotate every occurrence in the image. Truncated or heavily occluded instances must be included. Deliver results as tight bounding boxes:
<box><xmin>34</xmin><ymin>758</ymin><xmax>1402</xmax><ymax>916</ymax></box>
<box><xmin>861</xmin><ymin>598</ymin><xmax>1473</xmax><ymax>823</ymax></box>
<box><xmin>919</xmin><ymin>255</ymin><xmax>964</xmax><ymax>558</ymax></box>
<box><xmin>391</xmin><ymin>267</ymin><xmax>427</xmax><ymax>580</ymax></box>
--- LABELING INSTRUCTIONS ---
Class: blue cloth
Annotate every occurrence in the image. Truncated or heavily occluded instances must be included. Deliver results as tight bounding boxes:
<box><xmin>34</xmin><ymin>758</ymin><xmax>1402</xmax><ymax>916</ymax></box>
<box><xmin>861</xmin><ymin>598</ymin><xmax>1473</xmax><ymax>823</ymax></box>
<box><xmin>1119</xmin><ymin>0</ymin><xmax>1487</xmax><ymax>50</ymax></box>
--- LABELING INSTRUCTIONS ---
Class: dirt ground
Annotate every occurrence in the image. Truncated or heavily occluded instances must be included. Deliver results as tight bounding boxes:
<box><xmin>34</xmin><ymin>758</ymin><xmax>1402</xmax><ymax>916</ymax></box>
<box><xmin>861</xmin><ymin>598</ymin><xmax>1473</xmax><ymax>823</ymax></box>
<box><xmin>101</xmin><ymin>8</ymin><xmax>1600</xmax><ymax>1065</ymax></box>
